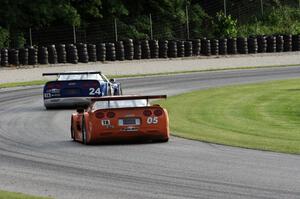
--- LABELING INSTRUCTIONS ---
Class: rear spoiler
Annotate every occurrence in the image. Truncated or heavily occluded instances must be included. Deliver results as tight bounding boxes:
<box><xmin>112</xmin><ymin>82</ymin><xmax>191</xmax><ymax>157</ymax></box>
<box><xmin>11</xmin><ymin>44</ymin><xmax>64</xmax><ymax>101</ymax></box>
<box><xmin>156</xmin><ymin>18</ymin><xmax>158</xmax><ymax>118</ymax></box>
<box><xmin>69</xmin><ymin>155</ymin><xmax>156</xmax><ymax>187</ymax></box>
<box><xmin>42</xmin><ymin>71</ymin><xmax>102</xmax><ymax>76</ymax></box>
<box><xmin>91</xmin><ymin>95</ymin><xmax>167</xmax><ymax>102</ymax></box>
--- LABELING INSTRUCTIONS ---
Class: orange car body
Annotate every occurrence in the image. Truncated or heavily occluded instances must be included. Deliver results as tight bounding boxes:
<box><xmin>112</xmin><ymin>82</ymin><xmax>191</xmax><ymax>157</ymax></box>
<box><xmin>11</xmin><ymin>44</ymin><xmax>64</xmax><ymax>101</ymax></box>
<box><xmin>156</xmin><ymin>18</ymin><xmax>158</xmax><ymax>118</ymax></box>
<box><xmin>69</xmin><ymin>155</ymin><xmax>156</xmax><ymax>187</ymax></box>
<box><xmin>71</xmin><ymin>95</ymin><xmax>169</xmax><ymax>144</ymax></box>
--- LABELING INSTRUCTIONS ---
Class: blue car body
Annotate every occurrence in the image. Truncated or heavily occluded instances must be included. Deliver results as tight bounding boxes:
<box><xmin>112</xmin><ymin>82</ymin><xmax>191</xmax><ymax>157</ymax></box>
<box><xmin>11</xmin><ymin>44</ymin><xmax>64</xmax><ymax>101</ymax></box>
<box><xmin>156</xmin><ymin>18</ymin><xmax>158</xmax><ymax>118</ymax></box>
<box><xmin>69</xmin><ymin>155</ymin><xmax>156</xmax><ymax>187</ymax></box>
<box><xmin>42</xmin><ymin>71</ymin><xmax>122</xmax><ymax>109</ymax></box>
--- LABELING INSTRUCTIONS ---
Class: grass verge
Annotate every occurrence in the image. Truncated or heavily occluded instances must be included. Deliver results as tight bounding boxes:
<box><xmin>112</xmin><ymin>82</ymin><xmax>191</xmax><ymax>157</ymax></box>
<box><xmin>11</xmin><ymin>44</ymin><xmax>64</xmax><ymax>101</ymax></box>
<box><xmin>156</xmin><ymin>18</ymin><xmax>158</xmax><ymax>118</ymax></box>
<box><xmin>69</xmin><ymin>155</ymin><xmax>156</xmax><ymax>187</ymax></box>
<box><xmin>0</xmin><ymin>64</ymin><xmax>299</xmax><ymax>89</ymax></box>
<box><xmin>158</xmin><ymin>78</ymin><xmax>300</xmax><ymax>154</ymax></box>
<box><xmin>0</xmin><ymin>190</ymin><xmax>51</xmax><ymax>199</ymax></box>
<box><xmin>0</xmin><ymin>80</ymin><xmax>47</xmax><ymax>89</ymax></box>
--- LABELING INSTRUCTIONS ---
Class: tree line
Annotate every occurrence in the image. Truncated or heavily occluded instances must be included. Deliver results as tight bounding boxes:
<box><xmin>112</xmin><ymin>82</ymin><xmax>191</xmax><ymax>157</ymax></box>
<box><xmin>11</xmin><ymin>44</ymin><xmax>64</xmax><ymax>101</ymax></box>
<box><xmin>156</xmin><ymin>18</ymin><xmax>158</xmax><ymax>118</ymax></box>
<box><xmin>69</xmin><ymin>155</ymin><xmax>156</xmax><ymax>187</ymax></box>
<box><xmin>0</xmin><ymin>0</ymin><xmax>300</xmax><ymax>47</ymax></box>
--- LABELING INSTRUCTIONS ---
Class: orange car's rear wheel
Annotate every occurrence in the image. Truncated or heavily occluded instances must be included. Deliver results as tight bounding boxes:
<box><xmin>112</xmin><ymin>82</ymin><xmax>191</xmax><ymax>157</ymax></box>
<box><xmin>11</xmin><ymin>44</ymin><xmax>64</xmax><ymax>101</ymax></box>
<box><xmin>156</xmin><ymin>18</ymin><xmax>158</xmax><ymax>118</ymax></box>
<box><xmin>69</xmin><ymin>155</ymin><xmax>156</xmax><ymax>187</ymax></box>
<box><xmin>70</xmin><ymin>117</ymin><xmax>75</xmax><ymax>140</ymax></box>
<box><xmin>82</xmin><ymin>116</ymin><xmax>88</xmax><ymax>144</ymax></box>
<box><xmin>154</xmin><ymin>137</ymin><xmax>169</xmax><ymax>143</ymax></box>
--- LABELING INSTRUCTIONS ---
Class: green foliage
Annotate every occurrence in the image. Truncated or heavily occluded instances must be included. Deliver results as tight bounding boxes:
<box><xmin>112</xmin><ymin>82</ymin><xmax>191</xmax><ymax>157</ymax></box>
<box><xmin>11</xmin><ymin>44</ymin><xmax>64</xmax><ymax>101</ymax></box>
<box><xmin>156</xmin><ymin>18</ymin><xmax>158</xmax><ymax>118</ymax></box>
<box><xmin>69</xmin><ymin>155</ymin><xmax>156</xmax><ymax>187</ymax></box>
<box><xmin>189</xmin><ymin>4</ymin><xmax>212</xmax><ymax>38</ymax></box>
<box><xmin>10</xmin><ymin>33</ymin><xmax>26</xmax><ymax>48</ymax></box>
<box><xmin>213</xmin><ymin>12</ymin><xmax>238</xmax><ymax>38</ymax></box>
<box><xmin>237</xmin><ymin>6</ymin><xmax>300</xmax><ymax>36</ymax></box>
<box><xmin>1</xmin><ymin>0</ymin><xmax>300</xmax><ymax>44</ymax></box>
<box><xmin>102</xmin><ymin>0</ymin><xmax>128</xmax><ymax>17</ymax></box>
<box><xmin>0</xmin><ymin>27</ymin><xmax>9</xmax><ymax>48</ymax></box>
<box><xmin>118</xmin><ymin>17</ymin><xmax>150</xmax><ymax>40</ymax></box>
<box><xmin>238</xmin><ymin>21</ymin><xmax>272</xmax><ymax>37</ymax></box>
<box><xmin>71</xmin><ymin>0</ymin><xmax>101</xmax><ymax>23</ymax></box>
<box><xmin>54</xmin><ymin>3</ymin><xmax>81</xmax><ymax>26</ymax></box>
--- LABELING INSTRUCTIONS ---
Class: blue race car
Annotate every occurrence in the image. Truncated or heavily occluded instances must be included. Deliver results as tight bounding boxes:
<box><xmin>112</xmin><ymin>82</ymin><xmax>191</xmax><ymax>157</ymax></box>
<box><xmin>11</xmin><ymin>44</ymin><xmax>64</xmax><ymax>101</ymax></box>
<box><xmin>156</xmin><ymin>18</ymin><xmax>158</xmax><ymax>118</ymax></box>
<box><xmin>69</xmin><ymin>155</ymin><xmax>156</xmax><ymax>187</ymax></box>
<box><xmin>42</xmin><ymin>71</ymin><xmax>122</xmax><ymax>109</ymax></box>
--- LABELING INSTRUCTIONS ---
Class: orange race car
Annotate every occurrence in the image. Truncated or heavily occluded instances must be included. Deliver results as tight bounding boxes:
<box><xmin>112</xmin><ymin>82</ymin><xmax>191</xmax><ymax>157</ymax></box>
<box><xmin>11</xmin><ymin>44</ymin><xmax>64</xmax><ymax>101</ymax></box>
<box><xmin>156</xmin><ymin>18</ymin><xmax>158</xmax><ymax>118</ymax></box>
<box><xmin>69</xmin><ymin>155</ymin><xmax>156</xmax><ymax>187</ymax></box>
<box><xmin>70</xmin><ymin>95</ymin><xmax>169</xmax><ymax>144</ymax></box>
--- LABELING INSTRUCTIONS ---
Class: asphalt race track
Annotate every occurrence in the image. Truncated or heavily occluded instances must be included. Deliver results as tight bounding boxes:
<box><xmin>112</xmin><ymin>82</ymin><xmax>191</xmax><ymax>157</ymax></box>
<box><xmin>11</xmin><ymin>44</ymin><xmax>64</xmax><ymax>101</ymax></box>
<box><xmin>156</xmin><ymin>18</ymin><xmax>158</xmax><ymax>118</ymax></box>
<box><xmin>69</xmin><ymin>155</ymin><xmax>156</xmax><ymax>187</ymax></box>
<box><xmin>0</xmin><ymin>66</ymin><xmax>300</xmax><ymax>199</ymax></box>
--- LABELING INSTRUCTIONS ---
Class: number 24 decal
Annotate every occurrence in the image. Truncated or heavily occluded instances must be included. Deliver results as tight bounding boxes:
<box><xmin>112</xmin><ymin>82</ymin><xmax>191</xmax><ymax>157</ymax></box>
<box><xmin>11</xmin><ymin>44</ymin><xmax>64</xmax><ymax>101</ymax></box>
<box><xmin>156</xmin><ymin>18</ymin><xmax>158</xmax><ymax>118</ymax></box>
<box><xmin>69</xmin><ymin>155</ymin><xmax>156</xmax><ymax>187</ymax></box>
<box><xmin>89</xmin><ymin>88</ymin><xmax>101</xmax><ymax>95</ymax></box>
<box><xmin>147</xmin><ymin>117</ymin><xmax>158</xmax><ymax>124</ymax></box>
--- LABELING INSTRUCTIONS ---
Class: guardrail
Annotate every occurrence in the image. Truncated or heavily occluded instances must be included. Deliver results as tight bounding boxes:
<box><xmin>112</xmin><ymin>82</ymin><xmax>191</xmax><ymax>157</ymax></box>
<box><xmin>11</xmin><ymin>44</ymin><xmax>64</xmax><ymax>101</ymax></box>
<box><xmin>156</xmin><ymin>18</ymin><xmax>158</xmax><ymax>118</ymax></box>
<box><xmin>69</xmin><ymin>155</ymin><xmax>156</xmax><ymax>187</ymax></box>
<box><xmin>1</xmin><ymin>35</ymin><xmax>300</xmax><ymax>67</ymax></box>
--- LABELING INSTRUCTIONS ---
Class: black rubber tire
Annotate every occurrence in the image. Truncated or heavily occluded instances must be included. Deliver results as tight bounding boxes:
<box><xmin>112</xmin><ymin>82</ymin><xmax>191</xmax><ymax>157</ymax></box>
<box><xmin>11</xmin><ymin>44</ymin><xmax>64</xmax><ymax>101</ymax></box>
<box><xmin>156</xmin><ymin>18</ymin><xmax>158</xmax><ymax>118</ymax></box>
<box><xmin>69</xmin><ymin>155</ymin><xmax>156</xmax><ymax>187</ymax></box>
<box><xmin>44</xmin><ymin>105</ymin><xmax>53</xmax><ymax>110</ymax></box>
<box><xmin>82</xmin><ymin>116</ymin><xmax>87</xmax><ymax>144</ymax></box>
<box><xmin>119</xmin><ymin>87</ymin><xmax>123</xmax><ymax>95</ymax></box>
<box><xmin>107</xmin><ymin>84</ymin><xmax>112</xmax><ymax>96</ymax></box>
<box><xmin>154</xmin><ymin>137</ymin><xmax>169</xmax><ymax>143</ymax></box>
<box><xmin>114</xmin><ymin>85</ymin><xmax>123</xmax><ymax>95</ymax></box>
<box><xmin>71</xmin><ymin>117</ymin><xmax>75</xmax><ymax>140</ymax></box>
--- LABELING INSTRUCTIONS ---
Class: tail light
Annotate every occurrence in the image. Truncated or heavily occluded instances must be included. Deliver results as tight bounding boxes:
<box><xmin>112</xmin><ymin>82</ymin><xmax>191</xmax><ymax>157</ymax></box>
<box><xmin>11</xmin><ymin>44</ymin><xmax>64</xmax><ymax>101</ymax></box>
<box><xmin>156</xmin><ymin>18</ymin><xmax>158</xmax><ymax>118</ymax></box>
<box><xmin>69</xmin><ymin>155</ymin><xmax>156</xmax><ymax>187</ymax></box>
<box><xmin>82</xmin><ymin>81</ymin><xmax>99</xmax><ymax>88</ymax></box>
<box><xmin>107</xmin><ymin>112</ymin><xmax>115</xmax><ymax>118</ymax></box>
<box><xmin>90</xmin><ymin>82</ymin><xmax>99</xmax><ymax>87</ymax></box>
<box><xmin>143</xmin><ymin>110</ymin><xmax>152</xmax><ymax>116</ymax></box>
<box><xmin>95</xmin><ymin>111</ymin><xmax>105</xmax><ymax>119</ymax></box>
<box><xmin>46</xmin><ymin>83</ymin><xmax>61</xmax><ymax>89</ymax></box>
<box><xmin>154</xmin><ymin>109</ymin><xmax>163</xmax><ymax>116</ymax></box>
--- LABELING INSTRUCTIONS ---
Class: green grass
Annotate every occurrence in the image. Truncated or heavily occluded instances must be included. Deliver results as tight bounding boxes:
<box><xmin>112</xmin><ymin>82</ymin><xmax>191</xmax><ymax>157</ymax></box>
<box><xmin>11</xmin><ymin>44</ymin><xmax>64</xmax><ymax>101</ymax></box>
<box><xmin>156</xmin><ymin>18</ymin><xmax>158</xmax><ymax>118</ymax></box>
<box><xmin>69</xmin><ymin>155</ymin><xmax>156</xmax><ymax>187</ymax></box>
<box><xmin>1</xmin><ymin>64</ymin><xmax>299</xmax><ymax>89</ymax></box>
<box><xmin>158</xmin><ymin>78</ymin><xmax>300</xmax><ymax>154</ymax></box>
<box><xmin>0</xmin><ymin>190</ymin><xmax>51</xmax><ymax>199</ymax></box>
<box><xmin>0</xmin><ymin>80</ymin><xmax>47</xmax><ymax>88</ymax></box>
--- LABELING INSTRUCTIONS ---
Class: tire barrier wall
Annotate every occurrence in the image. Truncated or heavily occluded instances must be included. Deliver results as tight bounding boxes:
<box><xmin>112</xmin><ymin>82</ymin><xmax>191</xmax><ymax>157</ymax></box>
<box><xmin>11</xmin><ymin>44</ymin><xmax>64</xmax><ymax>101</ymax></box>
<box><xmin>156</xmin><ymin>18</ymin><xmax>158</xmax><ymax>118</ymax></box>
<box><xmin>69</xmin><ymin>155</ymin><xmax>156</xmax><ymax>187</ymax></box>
<box><xmin>283</xmin><ymin>35</ymin><xmax>292</xmax><ymax>52</ymax></box>
<box><xmin>124</xmin><ymin>39</ymin><xmax>134</xmax><ymax>60</ymax></box>
<box><xmin>8</xmin><ymin>49</ymin><xmax>19</xmax><ymax>66</ymax></box>
<box><xmin>1</xmin><ymin>34</ymin><xmax>300</xmax><ymax>66</ymax></box>
<box><xmin>201</xmin><ymin>38</ymin><xmax>211</xmax><ymax>56</ymax></box>
<box><xmin>177</xmin><ymin>40</ymin><xmax>185</xmax><ymax>57</ymax></box>
<box><xmin>19</xmin><ymin>48</ymin><xmax>29</xmax><ymax>65</ymax></box>
<box><xmin>211</xmin><ymin>39</ymin><xmax>219</xmax><ymax>55</ymax></box>
<box><xmin>96</xmin><ymin>43</ymin><xmax>106</xmax><ymax>61</ymax></box>
<box><xmin>219</xmin><ymin>38</ymin><xmax>227</xmax><ymax>55</ymax></box>
<box><xmin>38</xmin><ymin>46</ymin><xmax>48</xmax><ymax>65</ymax></box>
<box><xmin>133</xmin><ymin>40</ymin><xmax>142</xmax><ymax>60</ymax></box>
<box><xmin>115</xmin><ymin>41</ymin><xmax>125</xmax><ymax>61</ymax></box>
<box><xmin>267</xmin><ymin>36</ymin><xmax>277</xmax><ymax>52</ymax></box>
<box><xmin>87</xmin><ymin>44</ymin><xmax>97</xmax><ymax>62</ymax></box>
<box><xmin>159</xmin><ymin>40</ymin><xmax>168</xmax><ymax>58</ymax></box>
<box><xmin>56</xmin><ymin>44</ymin><xmax>67</xmax><ymax>64</ymax></box>
<box><xmin>48</xmin><ymin>45</ymin><xmax>58</xmax><ymax>64</ymax></box>
<box><xmin>257</xmin><ymin>36</ymin><xmax>267</xmax><ymax>53</ymax></box>
<box><xmin>76</xmin><ymin>43</ymin><xmax>89</xmax><ymax>63</ymax></box>
<box><xmin>28</xmin><ymin>47</ymin><xmax>38</xmax><ymax>65</ymax></box>
<box><xmin>106</xmin><ymin>43</ymin><xmax>116</xmax><ymax>61</ymax></box>
<box><xmin>276</xmin><ymin>35</ymin><xmax>284</xmax><ymax>52</ymax></box>
<box><xmin>227</xmin><ymin>38</ymin><xmax>237</xmax><ymax>54</ymax></box>
<box><xmin>1</xmin><ymin>49</ymin><xmax>9</xmax><ymax>66</ymax></box>
<box><xmin>248</xmin><ymin>37</ymin><xmax>258</xmax><ymax>54</ymax></box>
<box><xmin>237</xmin><ymin>37</ymin><xmax>248</xmax><ymax>54</ymax></box>
<box><xmin>292</xmin><ymin>35</ymin><xmax>300</xmax><ymax>51</ymax></box>
<box><xmin>168</xmin><ymin>40</ymin><xmax>177</xmax><ymax>58</ymax></box>
<box><xmin>184</xmin><ymin>41</ymin><xmax>193</xmax><ymax>57</ymax></box>
<box><xmin>66</xmin><ymin>44</ymin><xmax>78</xmax><ymax>64</ymax></box>
<box><xmin>149</xmin><ymin>40</ymin><xmax>159</xmax><ymax>59</ymax></box>
<box><xmin>141</xmin><ymin>40</ymin><xmax>151</xmax><ymax>59</ymax></box>
<box><xmin>192</xmin><ymin>39</ymin><xmax>201</xmax><ymax>56</ymax></box>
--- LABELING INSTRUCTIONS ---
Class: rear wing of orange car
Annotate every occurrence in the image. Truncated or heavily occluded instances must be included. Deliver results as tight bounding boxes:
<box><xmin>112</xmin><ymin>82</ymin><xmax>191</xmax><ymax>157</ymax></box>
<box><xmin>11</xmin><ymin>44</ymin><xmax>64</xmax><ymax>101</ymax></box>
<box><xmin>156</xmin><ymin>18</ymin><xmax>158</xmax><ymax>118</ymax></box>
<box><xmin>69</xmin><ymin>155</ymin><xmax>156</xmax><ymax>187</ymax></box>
<box><xmin>90</xmin><ymin>95</ymin><xmax>167</xmax><ymax>108</ymax></box>
<box><xmin>42</xmin><ymin>71</ymin><xmax>102</xmax><ymax>76</ymax></box>
<box><xmin>91</xmin><ymin>95</ymin><xmax>167</xmax><ymax>102</ymax></box>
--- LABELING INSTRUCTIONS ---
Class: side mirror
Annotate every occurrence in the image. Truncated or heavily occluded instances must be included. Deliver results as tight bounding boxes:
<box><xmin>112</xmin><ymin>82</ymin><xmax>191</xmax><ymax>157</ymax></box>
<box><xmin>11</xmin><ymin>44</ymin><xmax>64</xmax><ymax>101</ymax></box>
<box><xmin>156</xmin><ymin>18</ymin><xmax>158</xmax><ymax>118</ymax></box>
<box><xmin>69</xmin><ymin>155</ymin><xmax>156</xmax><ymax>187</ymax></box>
<box><xmin>76</xmin><ymin>107</ymin><xmax>85</xmax><ymax>114</ymax></box>
<box><xmin>109</xmin><ymin>78</ymin><xmax>115</xmax><ymax>83</ymax></box>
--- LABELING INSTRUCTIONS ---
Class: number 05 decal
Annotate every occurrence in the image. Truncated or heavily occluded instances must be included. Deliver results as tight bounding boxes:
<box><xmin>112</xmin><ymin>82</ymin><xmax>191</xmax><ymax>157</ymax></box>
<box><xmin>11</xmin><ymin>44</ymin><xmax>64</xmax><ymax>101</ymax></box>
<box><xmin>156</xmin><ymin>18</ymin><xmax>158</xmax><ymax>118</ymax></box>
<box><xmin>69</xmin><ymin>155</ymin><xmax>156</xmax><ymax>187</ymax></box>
<box><xmin>147</xmin><ymin>117</ymin><xmax>158</xmax><ymax>124</ymax></box>
<box><xmin>89</xmin><ymin>88</ymin><xmax>101</xmax><ymax>95</ymax></box>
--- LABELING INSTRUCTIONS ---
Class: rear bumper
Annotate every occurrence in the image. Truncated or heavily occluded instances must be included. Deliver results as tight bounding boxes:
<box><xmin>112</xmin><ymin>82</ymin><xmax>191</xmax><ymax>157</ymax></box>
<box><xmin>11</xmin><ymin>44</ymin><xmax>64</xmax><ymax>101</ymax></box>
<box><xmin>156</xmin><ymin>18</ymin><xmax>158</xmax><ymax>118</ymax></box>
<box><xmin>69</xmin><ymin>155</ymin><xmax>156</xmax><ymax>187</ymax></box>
<box><xmin>91</xmin><ymin>130</ymin><xmax>169</xmax><ymax>143</ymax></box>
<box><xmin>44</xmin><ymin>97</ymin><xmax>91</xmax><ymax>108</ymax></box>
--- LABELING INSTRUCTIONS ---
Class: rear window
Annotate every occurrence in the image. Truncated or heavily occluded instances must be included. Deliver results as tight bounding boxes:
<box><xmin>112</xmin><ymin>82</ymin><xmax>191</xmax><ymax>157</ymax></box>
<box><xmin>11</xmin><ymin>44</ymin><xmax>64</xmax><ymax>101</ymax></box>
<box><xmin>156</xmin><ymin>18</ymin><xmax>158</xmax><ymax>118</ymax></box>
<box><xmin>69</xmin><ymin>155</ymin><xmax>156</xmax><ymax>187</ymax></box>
<box><xmin>93</xmin><ymin>99</ymin><xmax>149</xmax><ymax>109</ymax></box>
<box><xmin>58</xmin><ymin>74</ymin><xmax>103</xmax><ymax>81</ymax></box>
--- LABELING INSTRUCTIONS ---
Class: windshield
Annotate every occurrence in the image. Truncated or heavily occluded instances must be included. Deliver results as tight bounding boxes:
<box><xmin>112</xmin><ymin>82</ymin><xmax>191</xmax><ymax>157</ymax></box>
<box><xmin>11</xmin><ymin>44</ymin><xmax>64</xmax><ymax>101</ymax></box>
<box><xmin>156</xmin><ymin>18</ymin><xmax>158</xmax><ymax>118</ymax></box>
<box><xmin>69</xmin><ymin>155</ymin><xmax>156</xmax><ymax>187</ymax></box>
<box><xmin>58</xmin><ymin>74</ymin><xmax>103</xmax><ymax>81</ymax></box>
<box><xmin>93</xmin><ymin>99</ymin><xmax>149</xmax><ymax>109</ymax></box>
